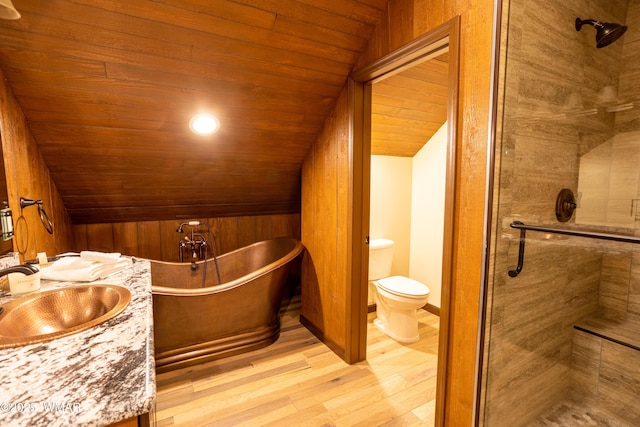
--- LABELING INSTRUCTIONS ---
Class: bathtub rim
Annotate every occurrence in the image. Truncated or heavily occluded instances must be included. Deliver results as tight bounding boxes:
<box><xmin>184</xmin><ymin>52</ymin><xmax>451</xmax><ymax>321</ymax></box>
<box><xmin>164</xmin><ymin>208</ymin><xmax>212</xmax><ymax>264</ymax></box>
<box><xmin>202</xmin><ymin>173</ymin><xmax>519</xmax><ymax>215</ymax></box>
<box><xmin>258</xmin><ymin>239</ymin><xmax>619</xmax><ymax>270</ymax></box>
<box><xmin>149</xmin><ymin>237</ymin><xmax>303</xmax><ymax>296</ymax></box>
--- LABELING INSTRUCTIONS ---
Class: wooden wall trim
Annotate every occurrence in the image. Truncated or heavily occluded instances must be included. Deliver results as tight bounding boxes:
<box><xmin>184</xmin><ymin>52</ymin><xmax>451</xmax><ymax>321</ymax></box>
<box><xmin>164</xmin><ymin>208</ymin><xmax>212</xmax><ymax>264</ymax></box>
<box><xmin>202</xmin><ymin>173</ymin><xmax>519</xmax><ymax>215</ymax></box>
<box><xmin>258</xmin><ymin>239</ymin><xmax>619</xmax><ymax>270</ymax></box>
<box><xmin>299</xmin><ymin>314</ymin><xmax>346</xmax><ymax>360</ymax></box>
<box><xmin>0</xmin><ymin>67</ymin><xmax>75</xmax><ymax>260</ymax></box>
<box><xmin>437</xmin><ymin>16</ymin><xmax>460</xmax><ymax>427</ymax></box>
<box><xmin>350</xmin><ymin>15</ymin><xmax>461</xmax><ymax>427</ymax></box>
<box><xmin>351</xmin><ymin>24</ymin><xmax>450</xmax><ymax>83</ymax></box>
<box><xmin>300</xmin><ymin>86</ymin><xmax>351</xmax><ymax>357</ymax></box>
<box><xmin>73</xmin><ymin>214</ymin><xmax>301</xmax><ymax>260</ymax></box>
<box><xmin>474</xmin><ymin>0</ymin><xmax>504</xmax><ymax>423</ymax></box>
<box><xmin>345</xmin><ymin>78</ymin><xmax>371</xmax><ymax>363</ymax></box>
<box><xmin>300</xmin><ymin>2</ymin><xmax>495</xmax><ymax>424</ymax></box>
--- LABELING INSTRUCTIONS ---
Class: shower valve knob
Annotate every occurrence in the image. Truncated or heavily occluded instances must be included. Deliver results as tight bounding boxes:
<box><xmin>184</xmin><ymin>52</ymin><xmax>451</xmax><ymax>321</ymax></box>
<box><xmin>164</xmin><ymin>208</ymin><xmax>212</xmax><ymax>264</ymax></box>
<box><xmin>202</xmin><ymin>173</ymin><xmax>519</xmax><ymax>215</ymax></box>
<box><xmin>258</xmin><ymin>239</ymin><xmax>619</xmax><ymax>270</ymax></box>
<box><xmin>556</xmin><ymin>188</ymin><xmax>577</xmax><ymax>222</ymax></box>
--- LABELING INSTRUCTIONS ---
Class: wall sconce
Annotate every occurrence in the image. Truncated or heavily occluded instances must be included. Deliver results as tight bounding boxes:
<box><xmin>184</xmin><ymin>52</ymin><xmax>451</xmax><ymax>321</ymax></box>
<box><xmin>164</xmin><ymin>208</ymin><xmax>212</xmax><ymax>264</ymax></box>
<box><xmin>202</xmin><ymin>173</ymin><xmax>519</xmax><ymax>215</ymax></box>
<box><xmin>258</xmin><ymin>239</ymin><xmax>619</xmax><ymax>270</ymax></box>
<box><xmin>1</xmin><ymin>202</ymin><xmax>13</xmax><ymax>241</ymax></box>
<box><xmin>0</xmin><ymin>0</ymin><xmax>20</xmax><ymax>20</ymax></box>
<box><xmin>20</xmin><ymin>197</ymin><xmax>54</xmax><ymax>234</ymax></box>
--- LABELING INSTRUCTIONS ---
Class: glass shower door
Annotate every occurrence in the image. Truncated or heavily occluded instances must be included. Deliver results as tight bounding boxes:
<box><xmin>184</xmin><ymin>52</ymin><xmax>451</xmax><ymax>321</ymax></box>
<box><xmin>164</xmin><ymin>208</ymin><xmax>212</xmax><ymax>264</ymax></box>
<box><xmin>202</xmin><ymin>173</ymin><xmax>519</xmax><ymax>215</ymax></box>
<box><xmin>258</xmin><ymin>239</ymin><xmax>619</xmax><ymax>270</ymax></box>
<box><xmin>480</xmin><ymin>0</ymin><xmax>640</xmax><ymax>425</ymax></box>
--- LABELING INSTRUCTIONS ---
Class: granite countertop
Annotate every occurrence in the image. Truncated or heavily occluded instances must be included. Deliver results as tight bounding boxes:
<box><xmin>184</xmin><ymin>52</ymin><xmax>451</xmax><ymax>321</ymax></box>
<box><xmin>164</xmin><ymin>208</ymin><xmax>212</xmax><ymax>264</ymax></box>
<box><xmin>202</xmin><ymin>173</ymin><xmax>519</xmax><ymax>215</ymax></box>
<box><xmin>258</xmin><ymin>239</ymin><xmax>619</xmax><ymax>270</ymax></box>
<box><xmin>0</xmin><ymin>256</ymin><xmax>155</xmax><ymax>427</ymax></box>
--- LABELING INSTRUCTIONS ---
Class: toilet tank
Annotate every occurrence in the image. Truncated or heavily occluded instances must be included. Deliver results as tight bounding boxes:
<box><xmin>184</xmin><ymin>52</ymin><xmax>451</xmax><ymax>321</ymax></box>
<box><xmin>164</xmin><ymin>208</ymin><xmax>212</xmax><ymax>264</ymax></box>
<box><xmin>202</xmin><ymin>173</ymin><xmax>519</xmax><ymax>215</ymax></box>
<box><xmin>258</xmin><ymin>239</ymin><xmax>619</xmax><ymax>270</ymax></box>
<box><xmin>368</xmin><ymin>238</ymin><xmax>394</xmax><ymax>280</ymax></box>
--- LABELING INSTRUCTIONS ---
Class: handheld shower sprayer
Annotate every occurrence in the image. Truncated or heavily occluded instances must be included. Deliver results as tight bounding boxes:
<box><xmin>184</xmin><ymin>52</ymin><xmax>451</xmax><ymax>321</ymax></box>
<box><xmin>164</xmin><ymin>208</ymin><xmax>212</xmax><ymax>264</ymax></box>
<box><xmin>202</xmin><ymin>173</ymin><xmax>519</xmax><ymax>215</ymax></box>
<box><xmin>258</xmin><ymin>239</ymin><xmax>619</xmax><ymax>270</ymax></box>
<box><xmin>176</xmin><ymin>220</ymin><xmax>201</xmax><ymax>233</ymax></box>
<box><xmin>576</xmin><ymin>17</ymin><xmax>628</xmax><ymax>48</ymax></box>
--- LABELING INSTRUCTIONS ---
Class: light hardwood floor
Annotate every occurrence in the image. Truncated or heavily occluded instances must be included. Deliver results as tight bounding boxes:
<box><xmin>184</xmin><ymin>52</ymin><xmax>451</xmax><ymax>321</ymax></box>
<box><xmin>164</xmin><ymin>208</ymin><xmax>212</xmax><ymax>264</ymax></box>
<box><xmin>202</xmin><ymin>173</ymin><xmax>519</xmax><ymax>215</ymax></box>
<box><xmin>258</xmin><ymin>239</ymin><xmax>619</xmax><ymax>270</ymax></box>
<box><xmin>155</xmin><ymin>291</ymin><xmax>439</xmax><ymax>427</ymax></box>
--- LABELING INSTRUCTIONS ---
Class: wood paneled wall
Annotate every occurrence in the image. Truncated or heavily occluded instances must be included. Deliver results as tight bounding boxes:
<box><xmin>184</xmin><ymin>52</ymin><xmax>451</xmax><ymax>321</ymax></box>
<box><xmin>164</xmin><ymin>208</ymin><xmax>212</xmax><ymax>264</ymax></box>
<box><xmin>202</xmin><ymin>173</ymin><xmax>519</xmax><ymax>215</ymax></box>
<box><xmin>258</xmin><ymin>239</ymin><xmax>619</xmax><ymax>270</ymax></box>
<box><xmin>301</xmin><ymin>0</ymin><xmax>495</xmax><ymax>425</ymax></box>
<box><xmin>0</xmin><ymin>68</ymin><xmax>75</xmax><ymax>260</ymax></box>
<box><xmin>301</xmin><ymin>86</ymin><xmax>350</xmax><ymax>357</ymax></box>
<box><xmin>73</xmin><ymin>213</ymin><xmax>300</xmax><ymax>261</ymax></box>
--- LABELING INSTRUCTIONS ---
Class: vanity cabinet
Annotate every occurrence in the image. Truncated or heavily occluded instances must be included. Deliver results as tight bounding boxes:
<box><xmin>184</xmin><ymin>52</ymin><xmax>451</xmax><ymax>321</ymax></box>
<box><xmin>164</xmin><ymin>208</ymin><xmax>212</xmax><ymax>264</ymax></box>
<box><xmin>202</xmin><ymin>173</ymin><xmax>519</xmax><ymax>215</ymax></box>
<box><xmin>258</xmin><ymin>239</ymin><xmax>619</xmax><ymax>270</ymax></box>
<box><xmin>0</xmin><ymin>259</ymin><xmax>155</xmax><ymax>427</ymax></box>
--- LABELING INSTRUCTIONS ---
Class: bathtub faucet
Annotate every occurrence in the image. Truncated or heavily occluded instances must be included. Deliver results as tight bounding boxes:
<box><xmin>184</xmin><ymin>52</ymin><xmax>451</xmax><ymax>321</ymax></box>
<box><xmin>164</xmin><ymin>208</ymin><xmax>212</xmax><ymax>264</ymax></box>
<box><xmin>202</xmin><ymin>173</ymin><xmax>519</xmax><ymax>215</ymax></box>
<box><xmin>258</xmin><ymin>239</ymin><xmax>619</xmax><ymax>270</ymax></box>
<box><xmin>175</xmin><ymin>220</ymin><xmax>221</xmax><ymax>285</ymax></box>
<box><xmin>177</xmin><ymin>236</ymin><xmax>190</xmax><ymax>262</ymax></box>
<box><xmin>178</xmin><ymin>234</ymin><xmax>208</xmax><ymax>262</ymax></box>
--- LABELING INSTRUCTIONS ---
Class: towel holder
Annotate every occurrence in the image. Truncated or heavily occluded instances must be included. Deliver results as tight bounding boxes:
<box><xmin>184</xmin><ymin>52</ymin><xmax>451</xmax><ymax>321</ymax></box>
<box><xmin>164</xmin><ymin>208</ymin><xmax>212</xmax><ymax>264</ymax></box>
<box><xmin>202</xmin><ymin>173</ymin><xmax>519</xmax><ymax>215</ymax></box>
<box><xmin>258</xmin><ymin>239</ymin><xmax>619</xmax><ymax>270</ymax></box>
<box><xmin>20</xmin><ymin>197</ymin><xmax>54</xmax><ymax>235</ymax></box>
<box><xmin>508</xmin><ymin>221</ymin><xmax>640</xmax><ymax>277</ymax></box>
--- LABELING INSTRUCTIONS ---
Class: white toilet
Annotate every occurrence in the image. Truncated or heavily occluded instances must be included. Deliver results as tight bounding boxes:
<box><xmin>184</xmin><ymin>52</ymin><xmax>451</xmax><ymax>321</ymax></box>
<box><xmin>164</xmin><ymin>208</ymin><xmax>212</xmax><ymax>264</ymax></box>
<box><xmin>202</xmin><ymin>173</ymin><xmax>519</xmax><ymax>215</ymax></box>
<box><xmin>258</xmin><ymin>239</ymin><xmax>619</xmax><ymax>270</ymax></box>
<box><xmin>369</xmin><ymin>238</ymin><xmax>430</xmax><ymax>344</ymax></box>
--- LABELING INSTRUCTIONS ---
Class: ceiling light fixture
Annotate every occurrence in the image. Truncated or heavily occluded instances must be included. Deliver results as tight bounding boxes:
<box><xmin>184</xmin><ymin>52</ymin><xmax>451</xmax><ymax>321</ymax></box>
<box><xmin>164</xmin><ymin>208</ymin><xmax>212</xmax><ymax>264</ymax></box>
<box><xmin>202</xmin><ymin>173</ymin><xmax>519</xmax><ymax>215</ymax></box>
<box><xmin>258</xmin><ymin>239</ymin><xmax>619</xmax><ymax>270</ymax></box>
<box><xmin>0</xmin><ymin>0</ymin><xmax>20</xmax><ymax>19</ymax></box>
<box><xmin>189</xmin><ymin>113</ymin><xmax>220</xmax><ymax>135</ymax></box>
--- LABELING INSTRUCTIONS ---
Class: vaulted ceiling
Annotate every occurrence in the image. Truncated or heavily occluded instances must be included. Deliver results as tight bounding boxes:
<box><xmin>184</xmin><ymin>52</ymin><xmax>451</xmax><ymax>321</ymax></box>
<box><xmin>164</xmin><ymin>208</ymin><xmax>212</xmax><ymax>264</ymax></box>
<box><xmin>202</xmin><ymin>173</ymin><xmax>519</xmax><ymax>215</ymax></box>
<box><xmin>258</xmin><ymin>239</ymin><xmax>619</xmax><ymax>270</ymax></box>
<box><xmin>372</xmin><ymin>52</ymin><xmax>449</xmax><ymax>157</ymax></box>
<box><xmin>0</xmin><ymin>0</ymin><xmax>447</xmax><ymax>224</ymax></box>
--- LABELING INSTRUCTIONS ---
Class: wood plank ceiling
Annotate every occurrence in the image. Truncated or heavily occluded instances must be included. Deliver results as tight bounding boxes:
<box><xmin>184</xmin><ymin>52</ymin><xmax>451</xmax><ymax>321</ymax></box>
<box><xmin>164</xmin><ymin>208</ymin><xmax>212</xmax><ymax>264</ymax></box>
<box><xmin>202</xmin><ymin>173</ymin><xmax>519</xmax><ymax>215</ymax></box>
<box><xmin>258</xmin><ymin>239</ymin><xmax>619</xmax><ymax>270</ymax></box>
<box><xmin>0</xmin><ymin>0</ymin><xmax>446</xmax><ymax>224</ymax></box>
<box><xmin>371</xmin><ymin>52</ymin><xmax>449</xmax><ymax>157</ymax></box>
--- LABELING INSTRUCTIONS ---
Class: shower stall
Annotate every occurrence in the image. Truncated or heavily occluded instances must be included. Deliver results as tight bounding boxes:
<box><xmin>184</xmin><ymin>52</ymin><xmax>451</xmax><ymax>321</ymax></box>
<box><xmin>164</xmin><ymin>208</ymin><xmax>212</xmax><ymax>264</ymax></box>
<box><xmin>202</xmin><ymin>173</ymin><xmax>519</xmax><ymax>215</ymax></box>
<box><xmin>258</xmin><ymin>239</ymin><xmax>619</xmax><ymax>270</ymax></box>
<box><xmin>480</xmin><ymin>0</ymin><xmax>640</xmax><ymax>425</ymax></box>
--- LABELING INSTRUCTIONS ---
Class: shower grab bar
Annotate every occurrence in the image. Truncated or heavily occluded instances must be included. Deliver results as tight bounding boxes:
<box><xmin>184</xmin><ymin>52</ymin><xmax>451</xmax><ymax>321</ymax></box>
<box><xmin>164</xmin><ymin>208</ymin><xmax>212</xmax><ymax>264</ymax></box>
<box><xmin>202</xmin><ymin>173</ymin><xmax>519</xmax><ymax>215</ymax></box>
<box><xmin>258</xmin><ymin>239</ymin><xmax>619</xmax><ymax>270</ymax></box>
<box><xmin>508</xmin><ymin>221</ymin><xmax>640</xmax><ymax>277</ymax></box>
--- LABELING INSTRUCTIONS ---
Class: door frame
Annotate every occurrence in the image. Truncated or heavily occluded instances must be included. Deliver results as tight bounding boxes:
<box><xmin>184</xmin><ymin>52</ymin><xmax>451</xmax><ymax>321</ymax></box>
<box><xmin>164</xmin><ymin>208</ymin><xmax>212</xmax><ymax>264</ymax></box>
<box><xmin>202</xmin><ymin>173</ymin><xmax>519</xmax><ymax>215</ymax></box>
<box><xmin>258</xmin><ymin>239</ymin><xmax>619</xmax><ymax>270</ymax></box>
<box><xmin>347</xmin><ymin>16</ymin><xmax>460</xmax><ymax>426</ymax></box>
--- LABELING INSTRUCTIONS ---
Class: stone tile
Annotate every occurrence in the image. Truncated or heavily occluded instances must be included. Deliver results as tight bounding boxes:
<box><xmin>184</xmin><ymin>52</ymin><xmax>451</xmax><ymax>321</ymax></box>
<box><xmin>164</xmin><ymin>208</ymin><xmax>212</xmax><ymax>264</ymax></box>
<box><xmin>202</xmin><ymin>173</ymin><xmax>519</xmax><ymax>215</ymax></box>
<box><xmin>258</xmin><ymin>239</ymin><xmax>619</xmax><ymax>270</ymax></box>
<box><xmin>528</xmin><ymin>400</ymin><xmax>630</xmax><ymax>426</ymax></box>
<box><xmin>599</xmin><ymin>252</ymin><xmax>632</xmax><ymax>317</ymax></box>
<box><xmin>570</xmin><ymin>330</ymin><xmax>601</xmax><ymax>403</ymax></box>
<box><xmin>628</xmin><ymin>245</ymin><xmax>640</xmax><ymax>315</ymax></box>
<box><xmin>484</xmin><ymin>0</ymin><xmax>640</xmax><ymax>425</ymax></box>
<box><xmin>599</xmin><ymin>341</ymin><xmax>640</xmax><ymax>425</ymax></box>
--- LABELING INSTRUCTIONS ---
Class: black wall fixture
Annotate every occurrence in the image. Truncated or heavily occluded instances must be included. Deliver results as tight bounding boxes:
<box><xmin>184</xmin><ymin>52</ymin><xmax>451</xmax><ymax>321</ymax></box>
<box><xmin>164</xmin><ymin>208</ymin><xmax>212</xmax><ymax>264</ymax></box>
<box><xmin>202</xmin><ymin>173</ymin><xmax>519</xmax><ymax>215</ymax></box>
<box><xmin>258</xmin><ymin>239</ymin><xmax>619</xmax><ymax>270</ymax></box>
<box><xmin>555</xmin><ymin>188</ymin><xmax>577</xmax><ymax>222</ymax></box>
<box><xmin>20</xmin><ymin>197</ymin><xmax>53</xmax><ymax>234</ymax></box>
<box><xmin>576</xmin><ymin>18</ymin><xmax>628</xmax><ymax>48</ymax></box>
<box><xmin>508</xmin><ymin>221</ymin><xmax>640</xmax><ymax>277</ymax></box>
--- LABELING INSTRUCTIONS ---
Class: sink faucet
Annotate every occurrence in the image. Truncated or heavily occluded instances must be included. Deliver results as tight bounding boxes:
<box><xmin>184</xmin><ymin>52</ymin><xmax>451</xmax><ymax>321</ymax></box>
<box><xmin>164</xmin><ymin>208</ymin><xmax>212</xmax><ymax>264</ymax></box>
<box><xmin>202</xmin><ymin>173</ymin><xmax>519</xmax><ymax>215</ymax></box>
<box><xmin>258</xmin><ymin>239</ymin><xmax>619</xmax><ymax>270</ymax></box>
<box><xmin>0</xmin><ymin>264</ymin><xmax>39</xmax><ymax>278</ymax></box>
<box><xmin>0</xmin><ymin>264</ymin><xmax>40</xmax><ymax>303</ymax></box>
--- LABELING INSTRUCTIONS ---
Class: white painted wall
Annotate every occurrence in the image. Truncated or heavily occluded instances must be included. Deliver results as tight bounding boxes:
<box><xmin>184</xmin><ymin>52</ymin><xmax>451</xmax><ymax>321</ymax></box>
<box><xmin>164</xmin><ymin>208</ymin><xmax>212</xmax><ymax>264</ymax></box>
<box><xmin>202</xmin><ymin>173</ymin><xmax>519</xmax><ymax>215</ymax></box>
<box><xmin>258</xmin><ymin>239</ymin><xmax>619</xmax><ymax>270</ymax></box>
<box><xmin>369</xmin><ymin>123</ymin><xmax>448</xmax><ymax>308</ymax></box>
<box><xmin>409</xmin><ymin>123</ymin><xmax>447</xmax><ymax>308</ymax></box>
<box><xmin>369</xmin><ymin>156</ymin><xmax>413</xmax><ymax>276</ymax></box>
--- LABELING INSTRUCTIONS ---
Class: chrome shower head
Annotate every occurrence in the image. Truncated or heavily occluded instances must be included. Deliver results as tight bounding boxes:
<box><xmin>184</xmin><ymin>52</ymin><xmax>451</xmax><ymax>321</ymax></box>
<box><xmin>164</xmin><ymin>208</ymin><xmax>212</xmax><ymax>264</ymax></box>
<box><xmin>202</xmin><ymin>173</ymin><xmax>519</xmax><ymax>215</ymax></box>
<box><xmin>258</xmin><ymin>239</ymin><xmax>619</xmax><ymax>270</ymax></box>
<box><xmin>576</xmin><ymin>18</ymin><xmax>628</xmax><ymax>48</ymax></box>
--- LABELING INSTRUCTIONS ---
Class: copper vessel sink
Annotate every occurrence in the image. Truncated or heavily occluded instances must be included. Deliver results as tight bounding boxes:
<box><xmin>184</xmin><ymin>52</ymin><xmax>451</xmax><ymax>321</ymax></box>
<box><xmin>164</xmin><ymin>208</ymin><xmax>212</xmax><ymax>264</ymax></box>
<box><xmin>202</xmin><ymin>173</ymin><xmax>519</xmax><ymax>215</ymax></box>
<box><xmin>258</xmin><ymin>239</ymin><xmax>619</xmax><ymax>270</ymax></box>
<box><xmin>0</xmin><ymin>285</ymin><xmax>131</xmax><ymax>349</ymax></box>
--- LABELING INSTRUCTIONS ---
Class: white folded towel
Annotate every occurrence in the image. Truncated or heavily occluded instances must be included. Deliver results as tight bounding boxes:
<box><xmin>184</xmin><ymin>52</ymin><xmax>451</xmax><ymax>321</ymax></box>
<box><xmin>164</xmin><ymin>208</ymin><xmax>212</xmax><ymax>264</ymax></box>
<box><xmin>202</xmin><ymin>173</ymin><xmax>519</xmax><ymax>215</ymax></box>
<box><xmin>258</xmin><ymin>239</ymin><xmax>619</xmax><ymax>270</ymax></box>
<box><xmin>49</xmin><ymin>256</ymin><xmax>93</xmax><ymax>271</ymax></box>
<box><xmin>80</xmin><ymin>251</ymin><xmax>121</xmax><ymax>264</ymax></box>
<box><xmin>41</xmin><ymin>256</ymin><xmax>132</xmax><ymax>282</ymax></box>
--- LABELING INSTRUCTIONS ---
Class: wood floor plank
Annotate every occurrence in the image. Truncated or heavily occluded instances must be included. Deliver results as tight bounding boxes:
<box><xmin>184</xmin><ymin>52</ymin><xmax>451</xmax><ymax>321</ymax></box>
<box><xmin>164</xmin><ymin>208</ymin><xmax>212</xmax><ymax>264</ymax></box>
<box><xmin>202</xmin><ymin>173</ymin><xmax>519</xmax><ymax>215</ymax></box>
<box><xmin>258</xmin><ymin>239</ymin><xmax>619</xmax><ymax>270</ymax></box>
<box><xmin>155</xmin><ymin>293</ymin><xmax>439</xmax><ymax>426</ymax></box>
<box><xmin>155</xmin><ymin>384</ymin><xmax>195</xmax><ymax>413</ymax></box>
<box><xmin>288</xmin><ymin>367</ymin><xmax>374</xmax><ymax>410</ymax></box>
<box><xmin>201</xmin><ymin>397</ymin><xmax>297</xmax><ymax>427</ymax></box>
<box><xmin>158</xmin><ymin>360</ymin><xmax>312</xmax><ymax>422</ymax></box>
<box><xmin>412</xmin><ymin>399</ymin><xmax>436</xmax><ymax>425</ymax></box>
<box><xmin>335</xmin><ymin>375</ymin><xmax>437</xmax><ymax>426</ymax></box>
<box><xmin>260</xmin><ymin>404</ymin><xmax>328</xmax><ymax>427</ymax></box>
<box><xmin>321</xmin><ymin>373</ymin><xmax>411</xmax><ymax>413</ymax></box>
<box><xmin>378</xmin><ymin>411</ymin><xmax>424</xmax><ymax>427</ymax></box>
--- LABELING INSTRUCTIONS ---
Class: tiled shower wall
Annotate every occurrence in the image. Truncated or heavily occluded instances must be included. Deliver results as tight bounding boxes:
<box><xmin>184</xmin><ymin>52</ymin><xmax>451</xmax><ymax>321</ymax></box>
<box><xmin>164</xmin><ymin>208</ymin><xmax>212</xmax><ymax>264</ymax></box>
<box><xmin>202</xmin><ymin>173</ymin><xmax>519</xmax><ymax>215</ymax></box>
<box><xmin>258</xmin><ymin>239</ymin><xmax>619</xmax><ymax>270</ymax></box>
<box><xmin>571</xmin><ymin>328</ymin><xmax>640</xmax><ymax>424</ymax></box>
<box><xmin>482</xmin><ymin>0</ymin><xmax>636</xmax><ymax>425</ymax></box>
<box><xmin>597</xmin><ymin>0</ymin><xmax>640</xmax><ymax>320</ymax></box>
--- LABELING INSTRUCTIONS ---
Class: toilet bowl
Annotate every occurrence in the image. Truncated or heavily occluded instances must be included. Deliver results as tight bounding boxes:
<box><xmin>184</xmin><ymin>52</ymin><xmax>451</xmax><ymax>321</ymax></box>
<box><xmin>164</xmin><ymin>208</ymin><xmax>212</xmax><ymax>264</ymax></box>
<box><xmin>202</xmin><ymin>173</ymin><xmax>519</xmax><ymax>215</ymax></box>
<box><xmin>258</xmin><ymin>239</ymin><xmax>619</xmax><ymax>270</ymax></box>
<box><xmin>373</xmin><ymin>276</ymin><xmax>430</xmax><ymax>343</ymax></box>
<box><xmin>368</xmin><ymin>239</ymin><xmax>430</xmax><ymax>344</ymax></box>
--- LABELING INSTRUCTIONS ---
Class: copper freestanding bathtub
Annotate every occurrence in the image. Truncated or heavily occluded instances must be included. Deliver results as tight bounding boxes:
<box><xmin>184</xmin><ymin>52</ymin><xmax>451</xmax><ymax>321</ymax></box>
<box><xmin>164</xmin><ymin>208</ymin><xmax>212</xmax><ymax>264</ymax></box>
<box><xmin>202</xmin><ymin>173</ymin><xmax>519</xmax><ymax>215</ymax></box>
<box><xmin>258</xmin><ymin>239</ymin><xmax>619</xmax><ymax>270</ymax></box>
<box><xmin>150</xmin><ymin>237</ymin><xmax>303</xmax><ymax>372</ymax></box>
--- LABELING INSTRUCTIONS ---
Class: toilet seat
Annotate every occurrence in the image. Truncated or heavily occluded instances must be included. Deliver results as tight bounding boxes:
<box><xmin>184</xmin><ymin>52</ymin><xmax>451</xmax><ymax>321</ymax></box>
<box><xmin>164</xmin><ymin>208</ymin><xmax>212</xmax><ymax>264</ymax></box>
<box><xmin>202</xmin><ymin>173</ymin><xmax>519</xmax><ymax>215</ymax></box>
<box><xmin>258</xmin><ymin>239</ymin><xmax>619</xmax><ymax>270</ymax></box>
<box><xmin>377</xmin><ymin>276</ymin><xmax>429</xmax><ymax>298</ymax></box>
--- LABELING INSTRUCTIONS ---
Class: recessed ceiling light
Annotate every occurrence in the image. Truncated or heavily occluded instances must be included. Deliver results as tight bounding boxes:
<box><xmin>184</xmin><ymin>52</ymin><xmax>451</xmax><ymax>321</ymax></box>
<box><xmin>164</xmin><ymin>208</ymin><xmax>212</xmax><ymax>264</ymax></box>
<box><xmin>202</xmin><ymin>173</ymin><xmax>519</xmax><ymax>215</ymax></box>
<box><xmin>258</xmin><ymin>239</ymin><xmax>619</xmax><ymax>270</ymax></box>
<box><xmin>189</xmin><ymin>113</ymin><xmax>220</xmax><ymax>135</ymax></box>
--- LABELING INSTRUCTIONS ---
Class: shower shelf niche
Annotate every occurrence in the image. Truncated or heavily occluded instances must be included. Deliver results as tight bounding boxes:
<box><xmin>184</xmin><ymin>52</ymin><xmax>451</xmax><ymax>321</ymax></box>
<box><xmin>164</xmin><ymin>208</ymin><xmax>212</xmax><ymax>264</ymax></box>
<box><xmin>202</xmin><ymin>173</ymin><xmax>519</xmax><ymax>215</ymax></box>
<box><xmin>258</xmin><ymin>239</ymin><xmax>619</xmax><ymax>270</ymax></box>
<box><xmin>507</xmin><ymin>220</ymin><xmax>640</xmax><ymax>277</ymax></box>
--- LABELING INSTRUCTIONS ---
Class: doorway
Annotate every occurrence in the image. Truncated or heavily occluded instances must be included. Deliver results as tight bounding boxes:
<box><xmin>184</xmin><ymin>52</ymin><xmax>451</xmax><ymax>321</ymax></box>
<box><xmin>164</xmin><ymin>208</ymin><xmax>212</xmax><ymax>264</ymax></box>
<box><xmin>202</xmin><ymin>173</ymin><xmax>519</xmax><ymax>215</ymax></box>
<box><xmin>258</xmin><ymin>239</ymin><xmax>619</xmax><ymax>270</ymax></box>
<box><xmin>349</xmin><ymin>17</ymin><xmax>460</xmax><ymax>426</ymax></box>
